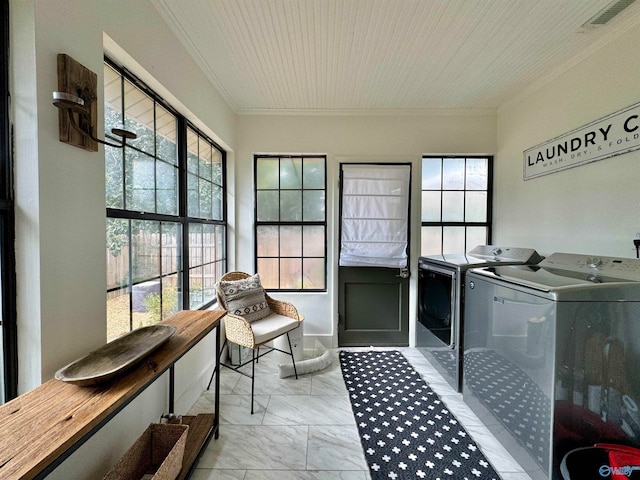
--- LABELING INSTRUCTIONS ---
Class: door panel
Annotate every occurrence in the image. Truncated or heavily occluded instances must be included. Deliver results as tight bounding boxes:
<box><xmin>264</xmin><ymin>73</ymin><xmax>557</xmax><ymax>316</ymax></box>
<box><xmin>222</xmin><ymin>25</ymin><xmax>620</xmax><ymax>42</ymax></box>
<box><xmin>338</xmin><ymin>163</ymin><xmax>411</xmax><ymax>346</ymax></box>
<box><xmin>339</xmin><ymin>267</ymin><xmax>409</xmax><ymax>346</ymax></box>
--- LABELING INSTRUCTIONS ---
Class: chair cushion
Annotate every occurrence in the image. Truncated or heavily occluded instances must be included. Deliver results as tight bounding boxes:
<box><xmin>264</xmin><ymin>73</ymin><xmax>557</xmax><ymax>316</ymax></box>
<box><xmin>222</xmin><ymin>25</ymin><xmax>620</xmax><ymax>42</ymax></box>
<box><xmin>251</xmin><ymin>313</ymin><xmax>299</xmax><ymax>345</ymax></box>
<box><xmin>218</xmin><ymin>274</ymin><xmax>272</xmax><ymax>323</ymax></box>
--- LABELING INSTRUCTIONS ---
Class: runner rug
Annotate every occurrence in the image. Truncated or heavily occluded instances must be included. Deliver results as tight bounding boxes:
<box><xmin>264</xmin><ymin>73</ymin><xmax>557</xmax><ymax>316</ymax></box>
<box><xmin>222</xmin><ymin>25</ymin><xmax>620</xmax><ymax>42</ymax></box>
<box><xmin>340</xmin><ymin>350</ymin><xmax>502</xmax><ymax>480</ymax></box>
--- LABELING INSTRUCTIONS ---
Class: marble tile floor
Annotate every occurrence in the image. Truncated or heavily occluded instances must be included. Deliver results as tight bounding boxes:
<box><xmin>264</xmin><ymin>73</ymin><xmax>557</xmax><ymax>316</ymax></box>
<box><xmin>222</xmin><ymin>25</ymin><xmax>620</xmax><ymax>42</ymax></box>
<box><xmin>186</xmin><ymin>346</ymin><xmax>533</xmax><ymax>480</ymax></box>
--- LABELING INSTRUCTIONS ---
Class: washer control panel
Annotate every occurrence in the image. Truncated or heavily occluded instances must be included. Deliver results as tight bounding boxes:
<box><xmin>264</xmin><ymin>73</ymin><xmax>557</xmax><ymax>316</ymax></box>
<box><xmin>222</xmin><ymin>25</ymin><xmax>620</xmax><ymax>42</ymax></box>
<box><xmin>540</xmin><ymin>252</ymin><xmax>640</xmax><ymax>281</ymax></box>
<box><xmin>468</xmin><ymin>245</ymin><xmax>543</xmax><ymax>263</ymax></box>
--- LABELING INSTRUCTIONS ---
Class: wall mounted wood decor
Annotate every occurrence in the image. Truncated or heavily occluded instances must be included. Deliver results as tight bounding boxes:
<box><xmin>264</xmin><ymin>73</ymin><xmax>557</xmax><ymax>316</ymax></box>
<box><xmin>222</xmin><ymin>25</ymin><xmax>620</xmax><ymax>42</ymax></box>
<box><xmin>56</xmin><ymin>54</ymin><xmax>98</xmax><ymax>151</ymax></box>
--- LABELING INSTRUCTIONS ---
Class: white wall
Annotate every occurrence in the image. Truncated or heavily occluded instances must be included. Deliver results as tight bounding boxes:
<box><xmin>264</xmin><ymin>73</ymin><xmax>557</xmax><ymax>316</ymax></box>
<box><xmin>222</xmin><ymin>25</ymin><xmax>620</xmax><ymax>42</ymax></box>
<box><xmin>11</xmin><ymin>0</ymin><xmax>234</xmax><ymax>389</ymax></box>
<box><xmin>10</xmin><ymin>0</ymin><xmax>234</xmax><ymax>476</ymax></box>
<box><xmin>495</xmin><ymin>23</ymin><xmax>640</xmax><ymax>258</ymax></box>
<box><xmin>236</xmin><ymin>113</ymin><xmax>497</xmax><ymax>348</ymax></box>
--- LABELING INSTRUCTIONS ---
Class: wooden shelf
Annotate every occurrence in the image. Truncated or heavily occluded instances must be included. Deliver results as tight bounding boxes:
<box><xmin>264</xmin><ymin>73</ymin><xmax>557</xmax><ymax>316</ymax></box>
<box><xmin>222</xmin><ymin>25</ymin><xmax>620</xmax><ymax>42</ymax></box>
<box><xmin>170</xmin><ymin>414</ymin><xmax>215</xmax><ymax>480</ymax></box>
<box><xmin>0</xmin><ymin>309</ymin><xmax>224</xmax><ymax>480</ymax></box>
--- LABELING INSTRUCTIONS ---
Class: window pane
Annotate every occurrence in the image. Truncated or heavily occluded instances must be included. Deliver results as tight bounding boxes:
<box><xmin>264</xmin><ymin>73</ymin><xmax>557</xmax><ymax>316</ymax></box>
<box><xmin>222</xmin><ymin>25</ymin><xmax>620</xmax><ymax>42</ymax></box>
<box><xmin>189</xmin><ymin>223</ymin><xmax>203</xmax><ymax>265</ymax></box>
<box><xmin>280</xmin><ymin>258</ymin><xmax>301</xmax><ymax>289</ymax></box>
<box><xmin>302</xmin><ymin>190</ymin><xmax>325</xmax><ymax>221</ymax></box>
<box><xmin>257</xmin><ymin>258</ymin><xmax>279</xmax><ymax>289</ymax></box>
<box><xmin>159</xmin><ymin>274</ymin><xmax>180</xmax><ymax>322</ymax></box>
<box><xmin>303</xmin><ymin>258</ymin><xmax>325</xmax><ymax>289</ymax></box>
<box><xmin>161</xmin><ymin>222</ymin><xmax>180</xmax><ymax>276</ymax></box>
<box><xmin>303</xmin><ymin>158</ymin><xmax>325</xmax><ymax>189</ymax></box>
<box><xmin>131</xmin><ymin>221</ymin><xmax>160</xmax><ymax>282</ymax></box>
<box><xmin>257</xmin><ymin>225</ymin><xmax>279</xmax><ymax>256</ymax></box>
<box><xmin>467</xmin><ymin>227</ymin><xmax>487</xmax><ymax>249</ymax></box>
<box><xmin>280</xmin><ymin>157</ymin><xmax>302</xmax><ymax>189</ymax></box>
<box><xmin>157</xmin><ymin>161</ymin><xmax>178</xmax><ymax>215</ymax></box>
<box><xmin>106</xmin><ymin>218</ymin><xmax>130</xmax><ymax>290</ymax></box>
<box><xmin>187</xmin><ymin>129</ymin><xmax>199</xmax><ymax>173</ymax></box>
<box><xmin>189</xmin><ymin>266</ymin><xmax>203</xmax><ymax>308</ymax></box>
<box><xmin>126</xmin><ymin>150</ymin><xmax>155</xmax><ymax>212</ymax></box>
<box><xmin>187</xmin><ymin>173</ymin><xmax>199</xmax><ymax>217</ymax></box>
<box><xmin>212</xmin><ymin>185</ymin><xmax>223</xmax><ymax>221</ymax></box>
<box><xmin>199</xmin><ymin>179</ymin><xmax>213</xmax><ymax>219</ymax></box>
<box><xmin>104</xmin><ymin>64</ymin><xmax>122</xmax><ymax>137</ymax></box>
<box><xmin>442</xmin><ymin>158</ymin><xmax>465</xmax><ymax>189</ymax></box>
<box><xmin>212</xmin><ymin>149</ymin><xmax>223</xmax><ymax>186</ymax></box>
<box><xmin>188</xmin><ymin>222</ymin><xmax>217</xmax><ymax>307</ymax></box>
<box><xmin>256</xmin><ymin>158</ymin><xmax>279</xmax><ymax>189</ymax></box>
<box><xmin>106</xmin><ymin>147</ymin><xmax>124</xmax><ymax>209</ymax></box>
<box><xmin>203</xmin><ymin>226</ymin><xmax>214</xmax><ymax>265</ymax></box>
<box><xmin>421</xmin><ymin>191</ymin><xmax>441</xmax><ymax>222</ymax></box>
<box><xmin>280</xmin><ymin>226</ymin><xmax>302</xmax><ymax>257</ymax></box>
<box><xmin>303</xmin><ymin>226</ymin><xmax>325</xmax><ymax>257</ymax></box>
<box><xmin>257</xmin><ymin>191</ymin><xmax>279</xmax><ymax>221</ymax></box>
<box><xmin>156</xmin><ymin>106</ymin><xmax>177</xmax><ymax>165</ymax></box>
<box><xmin>465</xmin><ymin>191</ymin><xmax>487</xmax><ymax>222</ymax></box>
<box><xmin>421</xmin><ymin>226</ymin><xmax>442</xmax><ymax>256</ymax></box>
<box><xmin>466</xmin><ymin>157</ymin><xmax>488</xmax><ymax>190</ymax></box>
<box><xmin>202</xmin><ymin>262</ymin><xmax>216</xmax><ymax>305</ymax></box>
<box><xmin>107</xmin><ymin>218</ymin><xmax>130</xmax><ymax>341</ymax></box>
<box><xmin>280</xmin><ymin>191</ymin><xmax>302</xmax><ymax>221</ymax></box>
<box><xmin>124</xmin><ymin>80</ymin><xmax>154</xmax><ymax>155</ymax></box>
<box><xmin>443</xmin><ymin>227</ymin><xmax>466</xmax><ymax>254</ymax></box>
<box><xmin>442</xmin><ymin>191</ymin><xmax>464</xmax><ymax>221</ymax></box>
<box><xmin>422</xmin><ymin>157</ymin><xmax>441</xmax><ymax>189</ymax></box>
<box><xmin>199</xmin><ymin>138</ymin><xmax>212</xmax><ymax>181</ymax></box>
<box><xmin>144</xmin><ymin>274</ymin><xmax>180</xmax><ymax>325</ymax></box>
<box><xmin>215</xmin><ymin>225</ymin><xmax>226</xmax><ymax>264</ymax></box>
<box><xmin>107</xmin><ymin>290</ymin><xmax>130</xmax><ymax>342</ymax></box>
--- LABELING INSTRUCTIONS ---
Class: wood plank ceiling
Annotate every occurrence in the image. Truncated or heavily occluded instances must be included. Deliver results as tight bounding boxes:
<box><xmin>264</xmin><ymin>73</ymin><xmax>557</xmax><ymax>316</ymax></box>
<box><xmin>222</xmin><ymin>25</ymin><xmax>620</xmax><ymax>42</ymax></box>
<box><xmin>150</xmin><ymin>0</ymin><xmax>640</xmax><ymax>114</ymax></box>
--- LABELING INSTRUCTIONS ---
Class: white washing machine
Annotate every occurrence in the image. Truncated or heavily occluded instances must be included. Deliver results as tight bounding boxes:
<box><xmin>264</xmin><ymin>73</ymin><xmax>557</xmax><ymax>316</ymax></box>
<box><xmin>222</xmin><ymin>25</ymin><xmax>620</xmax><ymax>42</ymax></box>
<box><xmin>463</xmin><ymin>253</ymin><xmax>640</xmax><ymax>480</ymax></box>
<box><xmin>416</xmin><ymin>245</ymin><xmax>542</xmax><ymax>392</ymax></box>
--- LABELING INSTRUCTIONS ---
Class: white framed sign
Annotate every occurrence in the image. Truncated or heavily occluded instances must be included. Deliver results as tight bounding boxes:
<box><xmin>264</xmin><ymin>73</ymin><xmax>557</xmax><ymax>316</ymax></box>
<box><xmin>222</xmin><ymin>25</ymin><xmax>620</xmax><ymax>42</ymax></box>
<box><xmin>523</xmin><ymin>101</ymin><xmax>640</xmax><ymax>180</ymax></box>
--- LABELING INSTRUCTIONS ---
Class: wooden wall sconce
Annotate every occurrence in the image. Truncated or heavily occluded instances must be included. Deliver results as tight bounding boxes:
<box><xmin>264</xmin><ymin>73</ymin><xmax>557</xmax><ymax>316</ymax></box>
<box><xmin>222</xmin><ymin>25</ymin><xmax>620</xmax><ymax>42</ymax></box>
<box><xmin>52</xmin><ymin>54</ymin><xmax>136</xmax><ymax>151</ymax></box>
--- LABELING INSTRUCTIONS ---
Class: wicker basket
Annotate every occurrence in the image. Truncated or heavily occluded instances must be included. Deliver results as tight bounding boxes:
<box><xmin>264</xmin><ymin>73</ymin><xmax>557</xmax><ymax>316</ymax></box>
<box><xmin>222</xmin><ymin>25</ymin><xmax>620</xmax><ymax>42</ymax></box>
<box><xmin>103</xmin><ymin>423</ymin><xmax>189</xmax><ymax>480</ymax></box>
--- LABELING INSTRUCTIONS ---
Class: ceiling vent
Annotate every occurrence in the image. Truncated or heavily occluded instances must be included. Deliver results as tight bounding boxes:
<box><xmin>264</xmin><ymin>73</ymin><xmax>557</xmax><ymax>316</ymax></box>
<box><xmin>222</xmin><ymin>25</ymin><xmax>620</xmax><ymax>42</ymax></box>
<box><xmin>580</xmin><ymin>0</ymin><xmax>637</xmax><ymax>30</ymax></box>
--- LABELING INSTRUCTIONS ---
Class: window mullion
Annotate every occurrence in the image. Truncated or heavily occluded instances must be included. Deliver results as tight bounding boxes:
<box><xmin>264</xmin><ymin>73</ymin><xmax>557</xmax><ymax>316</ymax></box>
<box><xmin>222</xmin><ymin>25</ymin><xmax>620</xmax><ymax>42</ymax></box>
<box><xmin>177</xmin><ymin>117</ymin><xmax>189</xmax><ymax>311</ymax></box>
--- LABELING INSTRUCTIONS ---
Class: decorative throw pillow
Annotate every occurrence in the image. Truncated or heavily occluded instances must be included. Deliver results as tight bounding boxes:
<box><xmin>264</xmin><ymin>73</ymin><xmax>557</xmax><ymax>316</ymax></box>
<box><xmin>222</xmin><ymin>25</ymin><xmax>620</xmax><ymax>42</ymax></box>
<box><xmin>218</xmin><ymin>274</ymin><xmax>271</xmax><ymax>323</ymax></box>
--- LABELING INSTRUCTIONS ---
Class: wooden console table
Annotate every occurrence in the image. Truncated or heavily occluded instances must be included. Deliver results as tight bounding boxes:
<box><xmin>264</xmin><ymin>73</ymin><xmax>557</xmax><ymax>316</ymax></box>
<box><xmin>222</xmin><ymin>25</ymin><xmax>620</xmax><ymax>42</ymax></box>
<box><xmin>0</xmin><ymin>309</ymin><xmax>224</xmax><ymax>480</ymax></box>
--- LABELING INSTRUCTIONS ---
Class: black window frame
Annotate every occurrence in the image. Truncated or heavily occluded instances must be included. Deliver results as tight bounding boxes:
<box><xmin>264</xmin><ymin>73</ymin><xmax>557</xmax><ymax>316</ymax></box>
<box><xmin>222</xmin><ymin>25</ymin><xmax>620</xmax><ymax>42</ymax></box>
<box><xmin>1</xmin><ymin>0</ymin><xmax>17</xmax><ymax>403</ymax></box>
<box><xmin>420</xmin><ymin>155</ymin><xmax>493</xmax><ymax>254</ymax></box>
<box><xmin>254</xmin><ymin>154</ymin><xmax>327</xmax><ymax>292</ymax></box>
<box><xmin>105</xmin><ymin>57</ymin><xmax>227</xmax><ymax>335</ymax></box>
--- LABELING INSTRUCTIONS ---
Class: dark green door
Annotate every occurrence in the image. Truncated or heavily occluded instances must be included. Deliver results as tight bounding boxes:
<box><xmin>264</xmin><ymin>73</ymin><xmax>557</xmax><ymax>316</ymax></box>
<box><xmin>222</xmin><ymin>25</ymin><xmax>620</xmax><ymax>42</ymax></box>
<box><xmin>337</xmin><ymin>163</ymin><xmax>411</xmax><ymax>346</ymax></box>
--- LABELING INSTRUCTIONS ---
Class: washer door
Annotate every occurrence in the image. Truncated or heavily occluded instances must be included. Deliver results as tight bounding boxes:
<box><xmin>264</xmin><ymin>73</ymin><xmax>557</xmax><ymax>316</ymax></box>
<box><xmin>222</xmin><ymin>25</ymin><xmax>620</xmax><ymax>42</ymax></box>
<box><xmin>418</xmin><ymin>269</ymin><xmax>454</xmax><ymax>346</ymax></box>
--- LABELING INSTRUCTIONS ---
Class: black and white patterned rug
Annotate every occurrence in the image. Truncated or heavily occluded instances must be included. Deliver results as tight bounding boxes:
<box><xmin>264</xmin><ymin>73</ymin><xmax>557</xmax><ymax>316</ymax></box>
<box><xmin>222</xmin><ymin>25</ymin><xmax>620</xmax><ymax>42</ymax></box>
<box><xmin>340</xmin><ymin>350</ymin><xmax>501</xmax><ymax>480</ymax></box>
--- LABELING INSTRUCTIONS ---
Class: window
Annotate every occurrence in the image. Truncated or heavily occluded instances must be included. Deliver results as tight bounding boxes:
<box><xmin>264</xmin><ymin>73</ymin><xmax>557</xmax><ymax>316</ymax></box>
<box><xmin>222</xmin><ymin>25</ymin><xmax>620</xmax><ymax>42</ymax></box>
<box><xmin>254</xmin><ymin>155</ymin><xmax>326</xmax><ymax>291</ymax></box>
<box><xmin>420</xmin><ymin>156</ymin><xmax>492</xmax><ymax>255</ymax></box>
<box><xmin>105</xmin><ymin>59</ymin><xmax>226</xmax><ymax>341</ymax></box>
<box><xmin>0</xmin><ymin>0</ymin><xmax>17</xmax><ymax>403</ymax></box>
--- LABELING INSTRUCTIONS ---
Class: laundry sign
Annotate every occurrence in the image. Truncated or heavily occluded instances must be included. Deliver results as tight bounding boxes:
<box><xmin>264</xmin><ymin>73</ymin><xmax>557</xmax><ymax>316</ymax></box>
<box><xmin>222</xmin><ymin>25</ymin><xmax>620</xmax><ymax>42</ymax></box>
<box><xmin>523</xmin><ymin>101</ymin><xmax>640</xmax><ymax>180</ymax></box>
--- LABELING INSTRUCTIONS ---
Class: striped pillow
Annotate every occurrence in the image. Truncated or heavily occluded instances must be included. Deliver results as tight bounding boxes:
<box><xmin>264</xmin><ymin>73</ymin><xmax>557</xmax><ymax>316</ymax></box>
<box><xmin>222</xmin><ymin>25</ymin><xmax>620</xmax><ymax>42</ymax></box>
<box><xmin>219</xmin><ymin>274</ymin><xmax>271</xmax><ymax>323</ymax></box>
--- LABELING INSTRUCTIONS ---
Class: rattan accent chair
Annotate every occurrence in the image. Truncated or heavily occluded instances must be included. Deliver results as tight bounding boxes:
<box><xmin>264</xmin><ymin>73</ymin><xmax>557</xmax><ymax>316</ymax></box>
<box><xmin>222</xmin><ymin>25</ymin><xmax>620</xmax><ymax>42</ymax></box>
<box><xmin>207</xmin><ymin>271</ymin><xmax>303</xmax><ymax>413</ymax></box>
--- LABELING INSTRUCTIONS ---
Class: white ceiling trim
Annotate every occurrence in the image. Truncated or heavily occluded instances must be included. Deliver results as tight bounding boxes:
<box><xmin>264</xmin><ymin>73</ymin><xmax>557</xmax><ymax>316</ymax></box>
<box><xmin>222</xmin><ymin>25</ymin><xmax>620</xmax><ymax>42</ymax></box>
<box><xmin>235</xmin><ymin>107</ymin><xmax>498</xmax><ymax>117</ymax></box>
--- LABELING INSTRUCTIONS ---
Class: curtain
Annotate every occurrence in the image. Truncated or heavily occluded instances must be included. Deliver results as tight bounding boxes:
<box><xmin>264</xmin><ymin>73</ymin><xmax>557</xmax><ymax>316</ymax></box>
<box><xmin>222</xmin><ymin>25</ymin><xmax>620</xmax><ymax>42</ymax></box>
<box><xmin>339</xmin><ymin>164</ymin><xmax>410</xmax><ymax>268</ymax></box>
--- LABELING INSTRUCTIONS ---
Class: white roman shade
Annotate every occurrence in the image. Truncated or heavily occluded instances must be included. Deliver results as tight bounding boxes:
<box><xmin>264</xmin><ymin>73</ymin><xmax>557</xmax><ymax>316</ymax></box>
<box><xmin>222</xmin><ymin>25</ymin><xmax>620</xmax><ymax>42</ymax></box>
<box><xmin>339</xmin><ymin>164</ymin><xmax>410</xmax><ymax>268</ymax></box>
